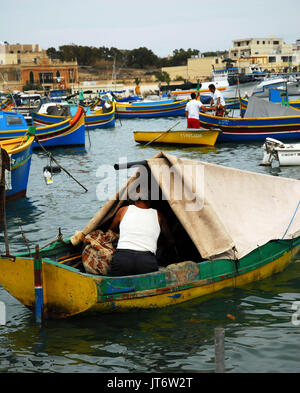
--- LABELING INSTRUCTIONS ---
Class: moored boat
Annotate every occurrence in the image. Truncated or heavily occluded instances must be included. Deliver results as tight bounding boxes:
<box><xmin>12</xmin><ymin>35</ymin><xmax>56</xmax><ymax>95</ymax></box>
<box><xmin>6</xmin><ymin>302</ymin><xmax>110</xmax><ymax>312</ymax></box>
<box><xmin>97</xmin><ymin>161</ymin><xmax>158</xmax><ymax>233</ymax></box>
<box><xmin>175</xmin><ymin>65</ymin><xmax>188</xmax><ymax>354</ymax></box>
<box><xmin>261</xmin><ymin>137</ymin><xmax>300</xmax><ymax>166</ymax></box>
<box><xmin>32</xmin><ymin>102</ymin><xmax>115</xmax><ymax>130</ymax></box>
<box><xmin>240</xmin><ymin>96</ymin><xmax>300</xmax><ymax>117</ymax></box>
<box><xmin>115</xmin><ymin>99</ymin><xmax>188</xmax><ymax>118</ymax></box>
<box><xmin>0</xmin><ymin>135</ymin><xmax>34</xmax><ymax>200</ymax></box>
<box><xmin>0</xmin><ymin>107</ymin><xmax>85</xmax><ymax>147</ymax></box>
<box><xmin>133</xmin><ymin>128</ymin><xmax>220</xmax><ymax>146</ymax></box>
<box><xmin>252</xmin><ymin>76</ymin><xmax>300</xmax><ymax>97</ymax></box>
<box><xmin>0</xmin><ymin>95</ymin><xmax>13</xmax><ymax>110</ymax></box>
<box><xmin>0</xmin><ymin>153</ymin><xmax>299</xmax><ymax>319</ymax></box>
<box><xmin>199</xmin><ymin>96</ymin><xmax>300</xmax><ymax>142</ymax></box>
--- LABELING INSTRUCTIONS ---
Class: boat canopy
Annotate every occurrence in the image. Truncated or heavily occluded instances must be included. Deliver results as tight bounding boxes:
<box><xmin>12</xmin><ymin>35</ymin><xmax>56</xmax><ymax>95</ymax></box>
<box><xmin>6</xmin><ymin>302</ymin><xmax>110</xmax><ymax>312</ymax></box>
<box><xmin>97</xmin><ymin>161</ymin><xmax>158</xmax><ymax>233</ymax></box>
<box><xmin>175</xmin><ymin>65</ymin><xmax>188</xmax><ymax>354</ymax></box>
<box><xmin>0</xmin><ymin>110</ymin><xmax>27</xmax><ymax>130</ymax></box>
<box><xmin>245</xmin><ymin>96</ymin><xmax>300</xmax><ymax>118</ymax></box>
<box><xmin>71</xmin><ymin>153</ymin><xmax>300</xmax><ymax>261</ymax></box>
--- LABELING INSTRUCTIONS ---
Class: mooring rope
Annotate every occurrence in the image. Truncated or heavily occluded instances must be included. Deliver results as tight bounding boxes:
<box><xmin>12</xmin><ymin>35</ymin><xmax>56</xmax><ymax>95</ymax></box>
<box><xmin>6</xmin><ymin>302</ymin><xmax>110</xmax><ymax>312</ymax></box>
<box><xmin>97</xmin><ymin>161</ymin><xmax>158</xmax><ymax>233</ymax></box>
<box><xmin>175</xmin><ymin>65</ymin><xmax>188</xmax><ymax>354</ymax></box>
<box><xmin>281</xmin><ymin>200</ymin><xmax>300</xmax><ymax>240</ymax></box>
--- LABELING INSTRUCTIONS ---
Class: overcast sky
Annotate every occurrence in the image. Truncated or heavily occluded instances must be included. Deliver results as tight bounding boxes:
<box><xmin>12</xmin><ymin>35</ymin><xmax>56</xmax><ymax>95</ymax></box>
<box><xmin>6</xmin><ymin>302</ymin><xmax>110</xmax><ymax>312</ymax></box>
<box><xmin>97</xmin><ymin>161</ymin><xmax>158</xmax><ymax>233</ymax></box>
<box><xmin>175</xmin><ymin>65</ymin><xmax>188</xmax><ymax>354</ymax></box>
<box><xmin>1</xmin><ymin>0</ymin><xmax>300</xmax><ymax>57</ymax></box>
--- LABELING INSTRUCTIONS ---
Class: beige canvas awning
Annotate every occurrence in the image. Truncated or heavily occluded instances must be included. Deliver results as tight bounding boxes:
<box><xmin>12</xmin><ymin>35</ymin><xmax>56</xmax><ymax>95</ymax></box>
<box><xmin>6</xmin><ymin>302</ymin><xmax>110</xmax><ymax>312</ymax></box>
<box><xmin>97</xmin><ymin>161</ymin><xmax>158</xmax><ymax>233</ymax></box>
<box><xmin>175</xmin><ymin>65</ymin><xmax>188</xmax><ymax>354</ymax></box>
<box><xmin>71</xmin><ymin>152</ymin><xmax>300</xmax><ymax>260</ymax></box>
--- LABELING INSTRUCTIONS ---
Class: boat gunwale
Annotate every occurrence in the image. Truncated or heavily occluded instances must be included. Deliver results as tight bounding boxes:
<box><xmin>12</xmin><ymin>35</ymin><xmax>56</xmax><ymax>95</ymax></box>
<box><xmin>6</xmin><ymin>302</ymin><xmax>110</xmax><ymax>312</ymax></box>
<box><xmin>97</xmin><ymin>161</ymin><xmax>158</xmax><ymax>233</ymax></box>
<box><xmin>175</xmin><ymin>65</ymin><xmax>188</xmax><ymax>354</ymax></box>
<box><xmin>12</xmin><ymin>235</ymin><xmax>300</xmax><ymax>284</ymax></box>
<box><xmin>199</xmin><ymin>110</ymin><xmax>300</xmax><ymax>123</ymax></box>
<box><xmin>0</xmin><ymin>136</ymin><xmax>34</xmax><ymax>154</ymax></box>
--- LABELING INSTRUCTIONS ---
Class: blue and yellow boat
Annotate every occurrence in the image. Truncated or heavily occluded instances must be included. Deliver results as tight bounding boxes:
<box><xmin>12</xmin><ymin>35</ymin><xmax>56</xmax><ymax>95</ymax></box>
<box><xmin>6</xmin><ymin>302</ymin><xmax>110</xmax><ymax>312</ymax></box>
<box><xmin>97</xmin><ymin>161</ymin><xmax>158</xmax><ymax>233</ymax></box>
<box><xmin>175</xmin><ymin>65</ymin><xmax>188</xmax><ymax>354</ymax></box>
<box><xmin>0</xmin><ymin>95</ymin><xmax>12</xmax><ymax>110</ymax></box>
<box><xmin>115</xmin><ymin>99</ymin><xmax>188</xmax><ymax>119</ymax></box>
<box><xmin>0</xmin><ymin>107</ymin><xmax>85</xmax><ymax>147</ymax></box>
<box><xmin>0</xmin><ymin>135</ymin><xmax>34</xmax><ymax>200</ymax></box>
<box><xmin>32</xmin><ymin>103</ymin><xmax>115</xmax><ymax>130</ymax></box>
<box><xmin>0</xmin><ymin>153</ymin><xmax>299</xmax><ymax>319</ymax></box>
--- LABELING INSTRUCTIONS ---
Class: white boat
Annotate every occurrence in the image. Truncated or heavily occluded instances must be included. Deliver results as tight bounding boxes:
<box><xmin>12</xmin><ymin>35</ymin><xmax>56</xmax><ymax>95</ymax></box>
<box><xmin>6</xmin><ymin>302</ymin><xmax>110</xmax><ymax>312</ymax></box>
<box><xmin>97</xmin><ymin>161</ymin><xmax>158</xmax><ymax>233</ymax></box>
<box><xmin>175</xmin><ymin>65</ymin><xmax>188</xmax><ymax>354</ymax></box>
<box><xmin>37</xmin><ymin>101</ymin><xmax>71</xmax><ymax>115</ymax></box>
<box><xmin>261</xmin><ymin>137</ymin><xmax>300</xmax><ymax>166</ymax></box>
<box><xmin>252</xmin><ymin>76</ymin><xmax>300</xmax><ymax>97</ymax></box>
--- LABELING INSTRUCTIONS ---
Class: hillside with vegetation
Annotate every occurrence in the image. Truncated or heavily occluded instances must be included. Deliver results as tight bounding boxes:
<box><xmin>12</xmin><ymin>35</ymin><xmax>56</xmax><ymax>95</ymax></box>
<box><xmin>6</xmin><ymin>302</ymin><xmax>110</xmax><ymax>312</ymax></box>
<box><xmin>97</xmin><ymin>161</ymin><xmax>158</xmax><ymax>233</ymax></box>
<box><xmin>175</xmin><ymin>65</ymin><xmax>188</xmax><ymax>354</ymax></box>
<box><xmin>47</xmin><ymin>45</ymin><xmax>226</xmax><ymax>83</ymax></box>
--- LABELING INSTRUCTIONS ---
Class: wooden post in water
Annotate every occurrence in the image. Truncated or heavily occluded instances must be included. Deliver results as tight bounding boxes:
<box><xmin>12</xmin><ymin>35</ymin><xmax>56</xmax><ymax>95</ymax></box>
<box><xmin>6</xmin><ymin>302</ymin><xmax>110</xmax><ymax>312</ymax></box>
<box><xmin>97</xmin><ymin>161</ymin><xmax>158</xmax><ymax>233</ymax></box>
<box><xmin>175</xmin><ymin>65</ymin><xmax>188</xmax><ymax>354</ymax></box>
<box><xmin>214</xmin><ymin>327</ymin><xmax>225</xmax><ymax>373</ymax></box>
<box><xmin>0</xmin><ymin>301</ymin><xmax>6</xmax><ymax>326</ymax></box>
<box><xmin>34</xmin><ymin>245</ymin><xmax>44</xmax><ymax>324</ymax></box>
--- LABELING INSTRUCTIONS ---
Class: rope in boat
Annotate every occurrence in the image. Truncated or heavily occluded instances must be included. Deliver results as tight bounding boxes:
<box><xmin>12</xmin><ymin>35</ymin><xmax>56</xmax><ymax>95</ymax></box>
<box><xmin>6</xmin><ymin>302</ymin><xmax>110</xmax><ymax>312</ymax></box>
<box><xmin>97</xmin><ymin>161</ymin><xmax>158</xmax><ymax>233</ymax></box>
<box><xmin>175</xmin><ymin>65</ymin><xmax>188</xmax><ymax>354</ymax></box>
<box><xmin>281</xmin><ymin>200</ymin><xmax>300</xmax><ymax>240</ymax></box>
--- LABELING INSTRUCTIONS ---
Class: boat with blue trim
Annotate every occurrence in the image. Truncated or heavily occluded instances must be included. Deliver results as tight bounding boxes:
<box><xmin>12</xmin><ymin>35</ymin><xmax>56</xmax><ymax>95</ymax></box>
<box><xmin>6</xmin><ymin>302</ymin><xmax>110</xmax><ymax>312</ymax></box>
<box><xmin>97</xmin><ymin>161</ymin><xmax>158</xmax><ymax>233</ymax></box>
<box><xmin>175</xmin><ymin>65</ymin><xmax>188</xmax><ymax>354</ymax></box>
<box><xmin>0</xmin><ymin>153</ymin><xmax>299</xmax><ymax>319</ymax></box>
<box><xmin>0</xmin><ymin>107</ymin><xmax>85</xmax><ymax>147</ymax></box>
<box><xmin>0</xmin><ymin>95</ymin><xmax>13</xmax><ymax>110</ymax></box>
<box><xmin>32</xmin><ymin>102</ymin><xmax>115</xmax><ymax>130</ymax></box>
<box><xmin>0</xmin><ymin>135</ymin><xmax>34</xmax><ymax>200</ymax></box>
<box><xmin>115</xmin><ymin>98</ymin><xmax>189</xmax><ymax>118</ymax></box>
<box><xmin>199</xmin><ymin>96</ymin><xmax>300</xmax><ymax>142</ymax></box>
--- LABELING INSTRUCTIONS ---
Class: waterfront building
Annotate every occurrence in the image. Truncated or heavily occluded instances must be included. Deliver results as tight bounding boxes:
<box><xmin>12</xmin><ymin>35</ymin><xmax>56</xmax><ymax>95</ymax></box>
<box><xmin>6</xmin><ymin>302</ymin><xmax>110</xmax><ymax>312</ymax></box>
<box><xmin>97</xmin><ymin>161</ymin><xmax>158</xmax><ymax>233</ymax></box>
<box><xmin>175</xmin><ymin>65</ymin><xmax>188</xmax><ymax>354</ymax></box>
<box><xmin>228</xmin><ymin>36</ymin><xmax>299</xmax><ymax>73</ymax></box>
<box><xmin>161</xmin><ymin>37</ymin><xmax>300</xmax><ymax>83</ymax></box>
<box><xmin>0</xmin><ymin>42</ymin><xmax>79</xmax><ymax>92</ymax></box>
<box><xmin>161</xmin><ymin>55</ymin><xmax>224</xmax><ymax>83</ymax></box>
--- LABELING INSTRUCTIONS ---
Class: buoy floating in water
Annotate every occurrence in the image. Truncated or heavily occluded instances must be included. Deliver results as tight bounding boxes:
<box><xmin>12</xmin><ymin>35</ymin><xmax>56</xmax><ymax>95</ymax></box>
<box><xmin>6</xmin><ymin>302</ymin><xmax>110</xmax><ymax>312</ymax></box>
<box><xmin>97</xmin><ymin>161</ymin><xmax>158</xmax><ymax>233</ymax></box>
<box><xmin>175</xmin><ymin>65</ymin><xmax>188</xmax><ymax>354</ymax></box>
<box><xmin>43</xmin><ymin>169</ymin><xmax>53</xmax><ymax>185</ymax></box>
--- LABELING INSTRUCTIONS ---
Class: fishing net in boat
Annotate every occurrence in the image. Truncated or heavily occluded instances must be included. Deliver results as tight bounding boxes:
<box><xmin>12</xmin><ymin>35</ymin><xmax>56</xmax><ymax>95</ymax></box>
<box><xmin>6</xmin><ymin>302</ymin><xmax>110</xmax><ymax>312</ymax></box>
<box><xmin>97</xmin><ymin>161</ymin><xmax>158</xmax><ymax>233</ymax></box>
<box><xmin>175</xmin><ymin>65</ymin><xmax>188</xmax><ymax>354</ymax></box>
<box><xmin>82</xmin><ymin>229</ymin><xmax>119</xmax><ymax>275</ymax></box>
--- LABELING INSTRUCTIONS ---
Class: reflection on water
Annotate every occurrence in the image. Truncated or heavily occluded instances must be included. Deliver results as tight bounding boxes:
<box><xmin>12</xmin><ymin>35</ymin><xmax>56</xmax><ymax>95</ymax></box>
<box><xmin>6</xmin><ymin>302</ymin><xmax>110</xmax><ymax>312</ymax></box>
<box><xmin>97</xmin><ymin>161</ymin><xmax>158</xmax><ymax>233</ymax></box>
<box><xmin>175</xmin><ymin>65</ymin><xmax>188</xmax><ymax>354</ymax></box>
<box><xmin>0</xmin><ymin>116</ymin><xmax>300</xmax><ymax>373</ymax></box>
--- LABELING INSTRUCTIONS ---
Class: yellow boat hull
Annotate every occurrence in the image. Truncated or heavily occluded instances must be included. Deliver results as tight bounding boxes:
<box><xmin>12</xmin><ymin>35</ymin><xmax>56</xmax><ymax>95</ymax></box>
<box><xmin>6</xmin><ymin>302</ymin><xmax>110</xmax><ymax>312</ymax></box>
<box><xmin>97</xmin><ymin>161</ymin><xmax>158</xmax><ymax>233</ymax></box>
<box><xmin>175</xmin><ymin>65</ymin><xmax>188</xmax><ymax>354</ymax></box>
<box><xmin>133</xmin><ymin>129</ymin><xmax>220</xmax><ymax>146</ymax></box>
<box><xmin>0</xmin><ymin>242</ymin><xmax>299</xmax><ymax>318</ymax></box>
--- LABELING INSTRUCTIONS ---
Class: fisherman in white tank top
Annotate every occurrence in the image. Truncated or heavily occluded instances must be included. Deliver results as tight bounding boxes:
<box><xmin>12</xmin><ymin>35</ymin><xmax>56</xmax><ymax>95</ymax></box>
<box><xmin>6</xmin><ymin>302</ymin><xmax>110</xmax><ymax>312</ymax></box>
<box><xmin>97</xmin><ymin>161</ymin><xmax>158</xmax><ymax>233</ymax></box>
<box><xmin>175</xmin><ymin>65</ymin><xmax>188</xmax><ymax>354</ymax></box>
<box><xmin>208</xmin><ymin>83</ymin><xmax>226</xmax><ymax>116</ymax></box>
<box><xmin>109</xmin><ymin>198</ymin><xmax>174</xmax><ymax>276</ymax></box>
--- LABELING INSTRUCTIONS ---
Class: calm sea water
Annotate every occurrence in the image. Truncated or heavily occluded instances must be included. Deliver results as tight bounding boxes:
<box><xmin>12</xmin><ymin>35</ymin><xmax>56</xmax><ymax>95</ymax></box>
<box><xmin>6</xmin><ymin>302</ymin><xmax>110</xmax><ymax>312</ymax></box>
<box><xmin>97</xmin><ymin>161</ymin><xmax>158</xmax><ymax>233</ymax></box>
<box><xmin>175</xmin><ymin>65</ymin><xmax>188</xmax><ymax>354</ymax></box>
<box><xmin>1</xmin><ymin>114</ymin><xmax>300</xmax><ymax>374</ymax></box>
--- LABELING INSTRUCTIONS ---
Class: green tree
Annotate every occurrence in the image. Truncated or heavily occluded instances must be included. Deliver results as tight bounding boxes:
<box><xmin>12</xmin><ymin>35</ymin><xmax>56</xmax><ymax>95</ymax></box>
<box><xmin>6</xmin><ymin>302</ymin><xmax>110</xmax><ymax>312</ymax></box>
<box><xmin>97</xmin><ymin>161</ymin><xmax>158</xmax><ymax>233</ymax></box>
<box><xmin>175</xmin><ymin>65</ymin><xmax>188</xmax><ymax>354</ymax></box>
<box><xmin>126</xmin><ymin>47</ymin><xmax>159</xmax><ymax>69</ymax></box>
<box><xmin>155</xmin><ymin>71</ymin><xmax>171</xmax><ymax>85</ymax></box>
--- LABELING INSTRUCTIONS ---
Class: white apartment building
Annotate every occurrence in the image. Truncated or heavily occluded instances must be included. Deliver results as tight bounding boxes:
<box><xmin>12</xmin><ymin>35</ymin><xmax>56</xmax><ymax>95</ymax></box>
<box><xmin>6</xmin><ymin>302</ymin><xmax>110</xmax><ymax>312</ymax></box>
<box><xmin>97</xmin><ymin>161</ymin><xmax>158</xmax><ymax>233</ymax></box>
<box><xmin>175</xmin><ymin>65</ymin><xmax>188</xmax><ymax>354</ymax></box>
<box><xmin>229</xmin><ymin>37</ymin><xmax>298</xmax><ymax>71</ymax></box>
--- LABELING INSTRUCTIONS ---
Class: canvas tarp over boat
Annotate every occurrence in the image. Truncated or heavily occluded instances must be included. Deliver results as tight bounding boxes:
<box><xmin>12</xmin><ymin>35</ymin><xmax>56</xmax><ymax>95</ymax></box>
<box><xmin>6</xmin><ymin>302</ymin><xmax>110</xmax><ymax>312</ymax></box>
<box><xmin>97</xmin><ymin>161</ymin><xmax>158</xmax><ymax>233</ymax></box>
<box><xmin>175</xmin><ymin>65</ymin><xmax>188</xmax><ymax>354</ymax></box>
<box><xmin>71</xmin><ymin>152</ymin><xmax>300</xmax><ymax>261</ymax></box>
<box><xmin>245</xmin><ymin>96</ymin><xmax>300</xmax><ymax>118</ymax></box>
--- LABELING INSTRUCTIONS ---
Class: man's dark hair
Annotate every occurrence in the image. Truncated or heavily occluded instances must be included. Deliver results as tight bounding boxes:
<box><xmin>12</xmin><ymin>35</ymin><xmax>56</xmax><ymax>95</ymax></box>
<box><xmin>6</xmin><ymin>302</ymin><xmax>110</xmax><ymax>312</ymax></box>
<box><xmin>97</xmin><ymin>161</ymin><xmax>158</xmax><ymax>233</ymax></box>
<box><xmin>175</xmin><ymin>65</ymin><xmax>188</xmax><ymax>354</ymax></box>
<box><xmin>208</xmin><ymin>84</ymin><xmax>215</xmax><ymax>90</ymax></box>
<box><xmin>191</xmin><ymin>92</ymin><xmax>196</xmax><ymax>99</ymax></box>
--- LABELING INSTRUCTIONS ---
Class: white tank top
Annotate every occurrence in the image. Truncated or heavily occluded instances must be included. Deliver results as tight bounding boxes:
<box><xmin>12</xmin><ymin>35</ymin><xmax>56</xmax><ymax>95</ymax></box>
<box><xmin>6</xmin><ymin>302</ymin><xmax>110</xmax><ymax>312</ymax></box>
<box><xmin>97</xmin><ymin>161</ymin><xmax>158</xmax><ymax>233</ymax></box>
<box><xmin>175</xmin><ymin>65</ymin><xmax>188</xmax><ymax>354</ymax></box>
<box><xmin>117</xmin><ymin>205</ymin><xmax>161</xmax><ymax>253</ymax></box>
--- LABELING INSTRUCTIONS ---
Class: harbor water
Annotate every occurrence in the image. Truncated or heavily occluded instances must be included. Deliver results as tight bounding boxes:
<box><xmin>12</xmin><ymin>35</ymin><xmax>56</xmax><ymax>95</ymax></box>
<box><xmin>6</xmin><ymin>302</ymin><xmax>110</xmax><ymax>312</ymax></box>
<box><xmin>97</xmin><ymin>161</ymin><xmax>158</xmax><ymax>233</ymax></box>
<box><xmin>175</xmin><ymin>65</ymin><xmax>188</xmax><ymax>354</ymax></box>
<box><xmin>1</xmin><ymin>115</ymin><xmax>300</xmax><ymax>373</ymax></box>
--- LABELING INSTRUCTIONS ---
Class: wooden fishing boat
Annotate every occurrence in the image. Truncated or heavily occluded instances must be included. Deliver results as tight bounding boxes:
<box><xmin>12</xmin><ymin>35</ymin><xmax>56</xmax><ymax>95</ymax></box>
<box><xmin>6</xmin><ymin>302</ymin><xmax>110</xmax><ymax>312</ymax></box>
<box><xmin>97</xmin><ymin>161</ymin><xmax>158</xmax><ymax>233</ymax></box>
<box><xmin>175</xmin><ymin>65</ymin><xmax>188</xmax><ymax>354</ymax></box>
<box><xmin>0</xmin><ymin>153</ymin><xmax>299</xmax><ymax>319</ymax></box>
<box><xmin>115</xmin><ymin>99</ymin><xmax>189</xmax><ymax>118</ymax></box>
<box><xmin>0</xmin><ymin>95</ymin><xmax>13</xmax><ymax>110</ymax></box>
<box><xmin>261</xmin><ymin>137</ymin><xmax>300</xmax><ymax>166</ymax></box>
<box><xmin>0</xmin><ymin>107</ymin><xmax>85</xmax><ymax>147</ymax></box>
<box><xmin>0</xmin><ymin>135</ymin><xmax>34</xmax><ymax>200</ymax></box>
<box><xmin>199</xmin><ymin>96</ymin><xmax>300</xmax><ymax>142</ymax></box>
<box><xmin>32</xmin><ymin>103</ymin><xmax>115</xmax><ymax>130</ymax></box>
<box><xmin>133</xmin><ymin>128</ymin><xmax>220</xmax><ymax>146</ymax></box>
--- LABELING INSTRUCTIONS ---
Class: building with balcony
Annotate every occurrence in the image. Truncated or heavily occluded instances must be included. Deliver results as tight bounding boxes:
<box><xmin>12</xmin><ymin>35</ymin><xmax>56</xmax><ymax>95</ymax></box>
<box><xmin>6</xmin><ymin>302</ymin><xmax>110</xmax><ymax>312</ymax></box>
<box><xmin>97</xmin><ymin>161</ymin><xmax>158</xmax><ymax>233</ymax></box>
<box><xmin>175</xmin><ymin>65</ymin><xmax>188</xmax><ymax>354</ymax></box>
<box><xmin>228</xmin><ymin>37</ymin><xmax>299</xmax><ymax>72</ymax></box>
<box><xmin>160</xmin><ymin>37</ymin><xmax>300</xmax><ymax>84</ymax></box>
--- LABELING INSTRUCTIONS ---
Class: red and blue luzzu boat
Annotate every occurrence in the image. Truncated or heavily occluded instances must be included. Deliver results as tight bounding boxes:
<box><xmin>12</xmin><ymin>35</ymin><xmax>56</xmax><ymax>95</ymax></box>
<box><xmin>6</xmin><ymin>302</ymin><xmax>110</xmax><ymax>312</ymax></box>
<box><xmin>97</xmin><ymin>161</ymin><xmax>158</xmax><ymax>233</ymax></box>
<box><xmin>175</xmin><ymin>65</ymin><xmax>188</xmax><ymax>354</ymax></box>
<box><xmin>199</xmin><ymin>96</ymin><xmax>300</xmax><ymax>142</ymax></box>
<box><xmin>0</xmin><ymin>107</ymin><xmax>85</xmax><ymax>147</ymax></box>
<box><xmin>32</xmin><ymin>103</ymin><xmax>115</xmax><ymax>130</ymax></box>
<box><xmin>0</xmin><ymin>135</ymin><xmax>34</xmax><ymax>200</ymax></box>
<box><xmin>115</xmin><ymin>98</ymin><xmax>189</xmax><ymax>119</ymax></box>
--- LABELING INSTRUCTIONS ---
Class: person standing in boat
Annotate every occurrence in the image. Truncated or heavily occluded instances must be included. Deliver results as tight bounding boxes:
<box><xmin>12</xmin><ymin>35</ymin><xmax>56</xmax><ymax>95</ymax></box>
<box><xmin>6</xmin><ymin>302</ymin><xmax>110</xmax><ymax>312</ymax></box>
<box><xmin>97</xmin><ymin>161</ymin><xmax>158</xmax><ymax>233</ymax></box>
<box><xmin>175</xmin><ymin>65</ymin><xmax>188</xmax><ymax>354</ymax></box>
<box><xmin>109</xmin><ymin>192</ymin><xmax>174</xmax><ymax>276</ymax></box>
<box><xmin>208</xmin><ymin>84</ymin><xmax>226</xmax><ymax>116</ymax></box>
<box><xmin>185</xmin><ymin>92</ymin><xmax>207</xmax><ymax>128</ymax></box>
